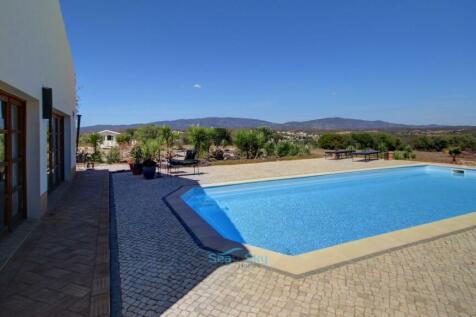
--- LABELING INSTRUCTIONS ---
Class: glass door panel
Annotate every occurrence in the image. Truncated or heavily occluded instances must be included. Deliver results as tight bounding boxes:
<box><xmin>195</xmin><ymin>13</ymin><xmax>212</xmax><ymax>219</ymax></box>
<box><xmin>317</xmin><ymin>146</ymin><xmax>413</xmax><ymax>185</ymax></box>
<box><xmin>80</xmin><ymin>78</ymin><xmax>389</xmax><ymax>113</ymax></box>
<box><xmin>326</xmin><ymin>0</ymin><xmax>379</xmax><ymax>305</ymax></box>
<box><xmin>0</xmin><ymin>99</ymin><xmax>6</xmax><ymax>230</ymax></box>
<box><xmin>0</xmin><ymin>101</ymin><xmax>6</xmax><ymax>130</ymax></box>
<box><xmin>12</xmin><ymin>133</ymin><xmax>19</xmax><ymax>159</ymax></box>
<box><xmin>11</xmin><ymin>105</ymin><xmax>19</xmax><ymax>129</ymax></box>
<box><xmin>11</xmin><ymin>191</ymin><xmax>20</xmax><ymax>217</ymax></box>
<box><xmin>48</xmin><ymin>113</ymin><xmax>64</xmax><ymax>191</ymax></box>
<box><xmin>0</xmin><ymin>132</ymin><xmax>4</xmax><ymax>163</ymax></box>
<box><xmin>0</xmin><ymin>166</ymin><xmax>5</xmax><ymax>230</ymax></box>
<box><xmin>0</xmin><ymin>92</ymin><xmax>26</xmax><ymax>232</ymax></box>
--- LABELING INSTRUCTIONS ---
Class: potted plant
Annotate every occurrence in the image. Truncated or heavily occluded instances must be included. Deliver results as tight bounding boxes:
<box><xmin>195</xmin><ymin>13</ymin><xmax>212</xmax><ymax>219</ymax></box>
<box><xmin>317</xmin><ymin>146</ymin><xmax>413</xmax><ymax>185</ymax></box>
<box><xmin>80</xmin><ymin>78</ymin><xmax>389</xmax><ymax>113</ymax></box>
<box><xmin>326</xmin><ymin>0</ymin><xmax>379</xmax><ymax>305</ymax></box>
<box><xmin>127</xmin><ymin>158</ymin><xmax>134</xmax><ymax>171</ymax></box>
<box><xmin>130</xmin><ymin>145</ymin><xmax>143</xmax><ymax>175</ymax></box>
<box><xmin>141</xmin><ymin>139</ymin><xmax>161</xmax><ymax>179</ymax></box>
<box><xmin>142</xmin><ymin>158</ymin><xmax>157</xmax><ymax>179</ymax></box>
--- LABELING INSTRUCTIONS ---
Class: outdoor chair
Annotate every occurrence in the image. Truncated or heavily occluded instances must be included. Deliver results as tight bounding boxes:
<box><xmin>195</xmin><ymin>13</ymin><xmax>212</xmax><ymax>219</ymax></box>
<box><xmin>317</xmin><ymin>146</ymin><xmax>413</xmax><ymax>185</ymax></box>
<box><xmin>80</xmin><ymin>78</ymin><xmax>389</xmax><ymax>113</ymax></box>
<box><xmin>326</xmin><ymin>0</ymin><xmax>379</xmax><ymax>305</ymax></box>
<box><xmin>168</xmin><ymin>149</ymin><xmax>200</xmax><ymax>174</ymax></box>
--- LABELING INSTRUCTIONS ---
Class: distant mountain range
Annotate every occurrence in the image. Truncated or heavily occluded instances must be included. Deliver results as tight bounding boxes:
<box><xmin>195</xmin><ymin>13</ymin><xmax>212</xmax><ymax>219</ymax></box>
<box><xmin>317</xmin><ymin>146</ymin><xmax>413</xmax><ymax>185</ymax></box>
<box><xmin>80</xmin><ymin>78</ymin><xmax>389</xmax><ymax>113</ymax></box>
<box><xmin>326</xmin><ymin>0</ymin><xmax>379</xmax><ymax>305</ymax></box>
<box><xmin>81</xmin><ymin>117</ymin><xmax>473</xmax><ymax>133</ymax></box>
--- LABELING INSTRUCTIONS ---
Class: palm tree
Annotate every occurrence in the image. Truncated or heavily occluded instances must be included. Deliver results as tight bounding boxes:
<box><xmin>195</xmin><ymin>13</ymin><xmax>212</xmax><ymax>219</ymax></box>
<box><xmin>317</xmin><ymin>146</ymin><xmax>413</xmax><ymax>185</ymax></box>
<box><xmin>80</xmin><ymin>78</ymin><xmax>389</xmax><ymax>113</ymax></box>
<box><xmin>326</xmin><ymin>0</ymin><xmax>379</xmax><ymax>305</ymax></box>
<box><xmin>88</xmin><ymin>133</ymin><xmax>102</xmax><ymax>154</ymax></box>
<box><xmin>86</xmin><ymin>132</ymin><xmax>103</xmax><ymax>162</ymax></box>
<box><xmin>187</xmin><ymin>126</ymin><xmax>212</xmax><ymax>158</ymax></box>
<box><xmin>211</xmin><ymin>128</ymin><xmax>232</xmax><ymax>148</ymax></box>
<box><xmin>161</xmin><ymin>126</ymin><xmax>179</xmax><ymax>158</ymax></box>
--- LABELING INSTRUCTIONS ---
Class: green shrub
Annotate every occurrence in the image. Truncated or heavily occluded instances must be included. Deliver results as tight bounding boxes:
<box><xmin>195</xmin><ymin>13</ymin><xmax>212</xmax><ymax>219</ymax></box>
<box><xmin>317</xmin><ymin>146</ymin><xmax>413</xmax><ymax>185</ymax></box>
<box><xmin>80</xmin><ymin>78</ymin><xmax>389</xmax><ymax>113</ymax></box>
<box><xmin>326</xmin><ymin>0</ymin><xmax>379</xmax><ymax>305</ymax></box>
<box><xmin>377</xmin><ymin>142</ymin><xmax>388</xmax><ymax>153</ymax></box>
<box><xmin>394</xmin><ymin>151</ymin><xmax>404</xmax><ymax>160</ymax></box>
<box><xmin>317</xmin><ymin>133</ymin><xmax>351</xmax><ymax>149</ymax></box>
<box><xmin>350</xmin><ymin>133</ymin><xmax>375</xmax><ymax>149</ymax></box>
<box><xmin>210</xmin><ymin>128</ymin><xmax>232</xmax><ymax>147</ymax></box>
<box><xmin>275</xmin><ymin>141</ymin><xmax>309</xmax><ymax>157</ymax></box>
<box><xmin>372</xmin><ymin>133</ymin><xmax>400</xmax><ymax>151</ymax></box>
<box><xmin>448</xmin><ymin>135</ymin><xmax>476</xmax><ymax>151</ymax></box>
<box><xmin>318</xmin><ymin>132</ymin><xmax>476</xmax><ymax>153</ymax></box>
<box><xmin>448</xmin><ymin>146</ymin><xmax>462</xmax><ymax>162</ymax></box>
<box><xmin>90</xmin><ymin>151</ymin><xmax>103</xmax><ymax>163</ymax></box>
<box><xmin>141</xmin><ymin>139</ymin><xmax>161</xmax><ymax>160</ymax></box>
<box><xmin>301</xmin><ymin>144</ymin><xmax>311</xmax><ymax>155</ymax></box>
<box><xmin>186</xmin><ymin>126</ymin><xmax>213</xmax><ymax>157</ymax></box>
<box><xmin>263</xmin><ymin>142</ymin><xmax>276</xmax><ymax>157</ymax></box>
<box><xmin>116</xmin><ymin>133</ymin><xmax>131</xmax><ymax>145</ymax></box>
<box><xmin>161</xmin><ymin>125</ymin><xmax>179</xmax><ymax>156</ymax></box>
<box><xmin>130</xmin><ymin>145</ymin><xmax>144</xmax><ymax>164</ymax></box>
<box><xmin>276</xmin><ymin>141</ymin><xmax>292</xmax><ymax>157</ymax></box>
<box><xmin>410</xmin><ymin>134</ymin><xmax>476</xmax><ymax>151</ymax></box>
<box><xmin>287</xmin><ymin>142</ymin><xmax>300</xmax><ymax>156</ymax></box>
<box><xmin>106</xmin><ymin>147</ymin><xmax>121</xmax><ymax>164</ymax></box>
<box><xmin>134</xmin><ymin>125</ymin><xmax>162</xmax><ymax>143</ymax></box>
<box><xmin>431</xmin><ymin>136</ymin><xmax>449</xmax><ymax>151</ymax></box>
<box><xmin>412</xmin><ymin>135</ymin><xmax>434</xmax><ymax>151</ymax></box>
<box><xmin>82</xmin><ymin>132</ymin><xmax>103</xmax><ymax>155</ymax></box>
<box><xmin>255</xmin><ymin>127</ymin><xmax>277</xmax><ymax>143</ymax></box>
<box><xmin>234</xmin><ymin>130</ymin><xmax>265</xmax><ymax>159</ymax></box>
<box><xmin>394</xmin><ymin>145</ymin><xmax>415</xmax><ymax>160</ymax></box>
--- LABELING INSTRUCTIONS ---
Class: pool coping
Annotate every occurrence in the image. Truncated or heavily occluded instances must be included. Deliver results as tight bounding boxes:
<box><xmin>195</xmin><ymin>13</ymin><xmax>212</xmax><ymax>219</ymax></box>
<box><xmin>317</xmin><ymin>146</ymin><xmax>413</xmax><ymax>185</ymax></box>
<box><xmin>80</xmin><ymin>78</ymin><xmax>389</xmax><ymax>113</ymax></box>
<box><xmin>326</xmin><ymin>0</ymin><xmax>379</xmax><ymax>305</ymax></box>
<box><xmin>199</xmin><ymin>162</ymin><xmax>426</xmax><ymax>187</ymax></box>
<box><xmin>164</xmin><ymin>163</ymin><xmax>476</xmax><ymax>277</ymax></box>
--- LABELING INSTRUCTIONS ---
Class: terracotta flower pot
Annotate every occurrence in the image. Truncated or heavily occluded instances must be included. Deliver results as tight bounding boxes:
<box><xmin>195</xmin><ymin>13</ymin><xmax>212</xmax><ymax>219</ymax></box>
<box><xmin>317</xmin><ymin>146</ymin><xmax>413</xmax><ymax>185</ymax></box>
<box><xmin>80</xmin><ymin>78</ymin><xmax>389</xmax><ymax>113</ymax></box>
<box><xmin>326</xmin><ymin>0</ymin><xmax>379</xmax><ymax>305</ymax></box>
<box><xmin>131</xmin><ymin>163</ymin><xmax>143</xmax><ymax>175</ymax></box>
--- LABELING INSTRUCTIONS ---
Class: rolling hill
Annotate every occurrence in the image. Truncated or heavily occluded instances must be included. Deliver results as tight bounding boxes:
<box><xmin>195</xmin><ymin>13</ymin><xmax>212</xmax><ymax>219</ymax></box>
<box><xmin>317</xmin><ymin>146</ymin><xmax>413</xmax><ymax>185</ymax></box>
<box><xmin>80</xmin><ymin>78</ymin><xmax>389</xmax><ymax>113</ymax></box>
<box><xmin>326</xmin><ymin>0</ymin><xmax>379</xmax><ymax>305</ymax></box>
<box><xmin>80</xmin><ymin>117</ymin><xmax>469</xmax><ymax>133</ymax></box>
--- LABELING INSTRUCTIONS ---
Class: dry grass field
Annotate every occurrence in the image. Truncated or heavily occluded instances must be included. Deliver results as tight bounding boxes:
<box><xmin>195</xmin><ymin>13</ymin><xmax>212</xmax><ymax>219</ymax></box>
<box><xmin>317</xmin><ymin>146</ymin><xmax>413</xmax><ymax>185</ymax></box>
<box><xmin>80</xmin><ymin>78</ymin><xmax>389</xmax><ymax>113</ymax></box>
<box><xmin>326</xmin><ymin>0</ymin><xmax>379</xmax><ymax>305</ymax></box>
<box><xmin>209</xmin><ymin>149</ymin><xmax>476</xmax><ymax>167</ymax></box>
<box><xmin>415</xmin><ymin>151</ymin><xmax>476</xmax><ymax>166</ymax></box>
<box><xmin>208</xmin><ymin>152</ymin><xmax>324</xmax><ymax>166</ymax></box>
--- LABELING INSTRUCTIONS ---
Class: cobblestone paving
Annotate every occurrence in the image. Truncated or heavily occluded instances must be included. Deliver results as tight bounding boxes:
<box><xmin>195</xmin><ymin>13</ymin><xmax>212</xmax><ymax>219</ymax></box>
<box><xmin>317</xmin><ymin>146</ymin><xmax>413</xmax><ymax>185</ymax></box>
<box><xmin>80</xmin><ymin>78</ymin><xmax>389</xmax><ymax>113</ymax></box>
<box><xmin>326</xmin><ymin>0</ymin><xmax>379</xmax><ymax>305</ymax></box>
<box><xmin>112</xmin><ymin>172</ymin><xmax>476</xmax><ymax>317</ymax></box>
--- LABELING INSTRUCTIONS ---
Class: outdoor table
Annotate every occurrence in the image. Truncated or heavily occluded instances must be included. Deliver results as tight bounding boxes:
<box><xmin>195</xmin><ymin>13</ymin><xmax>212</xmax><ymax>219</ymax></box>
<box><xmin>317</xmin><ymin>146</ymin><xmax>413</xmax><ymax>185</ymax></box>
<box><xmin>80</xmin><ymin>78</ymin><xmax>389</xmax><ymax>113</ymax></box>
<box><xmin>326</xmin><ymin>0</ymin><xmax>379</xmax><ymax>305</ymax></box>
<box><xmin>324</xmin><ymin>149</ymin><xmax>354</xmax><ymax>160</ymax></box>
<box><xmin>352</xmin><ymin>150</ymin><xmax>380</xmax><ymax>161</ymax></box>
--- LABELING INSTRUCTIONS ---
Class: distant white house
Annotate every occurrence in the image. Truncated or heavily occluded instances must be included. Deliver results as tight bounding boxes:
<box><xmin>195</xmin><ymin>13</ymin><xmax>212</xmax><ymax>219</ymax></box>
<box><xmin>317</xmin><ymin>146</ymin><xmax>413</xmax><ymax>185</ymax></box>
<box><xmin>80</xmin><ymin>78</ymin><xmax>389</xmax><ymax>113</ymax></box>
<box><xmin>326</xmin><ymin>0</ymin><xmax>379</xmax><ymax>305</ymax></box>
<box><xmin>98</xmin><ymin>130</ymin><xmax>120</xmax><ymax>149</ymax></box>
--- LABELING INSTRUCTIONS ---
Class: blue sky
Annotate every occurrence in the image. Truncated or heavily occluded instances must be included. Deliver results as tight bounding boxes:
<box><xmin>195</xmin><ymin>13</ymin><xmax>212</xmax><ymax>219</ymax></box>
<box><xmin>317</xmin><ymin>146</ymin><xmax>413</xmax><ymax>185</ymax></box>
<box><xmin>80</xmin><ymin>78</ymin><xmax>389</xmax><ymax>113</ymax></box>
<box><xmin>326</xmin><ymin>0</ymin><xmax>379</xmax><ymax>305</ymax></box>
<box><xmin>61</xmin><ymin>0</ymin><xmax>476</xmax><ymax>126</ymax></box>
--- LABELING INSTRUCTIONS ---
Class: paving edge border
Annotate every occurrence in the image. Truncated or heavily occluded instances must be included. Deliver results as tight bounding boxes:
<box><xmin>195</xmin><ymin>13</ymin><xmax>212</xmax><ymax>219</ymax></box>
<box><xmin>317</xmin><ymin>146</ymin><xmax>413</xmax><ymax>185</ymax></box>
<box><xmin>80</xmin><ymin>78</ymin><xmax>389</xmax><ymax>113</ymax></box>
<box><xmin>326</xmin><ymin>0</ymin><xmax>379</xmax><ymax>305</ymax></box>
<box><xmin>89</xmin><ymin>171</ymin><xmax>111</xmax><ymax>317</ymax></box>
<box><xmin>109</xmin><ymin>171</ymin><xmax>123</xmax><ymax>317</ymax></box>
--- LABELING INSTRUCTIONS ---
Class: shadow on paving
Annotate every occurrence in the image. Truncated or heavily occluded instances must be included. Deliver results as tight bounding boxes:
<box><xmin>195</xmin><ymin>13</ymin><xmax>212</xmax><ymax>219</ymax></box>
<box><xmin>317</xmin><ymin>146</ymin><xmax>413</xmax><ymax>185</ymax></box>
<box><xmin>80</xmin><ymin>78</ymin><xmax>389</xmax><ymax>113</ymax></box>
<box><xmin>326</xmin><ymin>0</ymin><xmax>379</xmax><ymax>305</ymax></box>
<box><xmin>110</xmin><ymin>171</ymin><xmax>246</xmax><ymax>316</ymax></box>
<box><xmin>0</xmin><ymin>170</ymin><xmax>109</xmax><ymax>317</ymax></box>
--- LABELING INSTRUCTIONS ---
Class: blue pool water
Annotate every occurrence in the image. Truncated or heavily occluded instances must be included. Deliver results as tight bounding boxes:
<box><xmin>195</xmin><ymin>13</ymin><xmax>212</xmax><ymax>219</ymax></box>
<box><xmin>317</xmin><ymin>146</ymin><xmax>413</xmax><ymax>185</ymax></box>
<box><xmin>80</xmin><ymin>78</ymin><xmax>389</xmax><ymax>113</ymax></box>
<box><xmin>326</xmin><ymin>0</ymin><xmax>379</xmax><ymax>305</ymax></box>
<box><xmin>181</xmin><ymin>166</ymin><xmax>476</xmax><ymax>255</ymax></box>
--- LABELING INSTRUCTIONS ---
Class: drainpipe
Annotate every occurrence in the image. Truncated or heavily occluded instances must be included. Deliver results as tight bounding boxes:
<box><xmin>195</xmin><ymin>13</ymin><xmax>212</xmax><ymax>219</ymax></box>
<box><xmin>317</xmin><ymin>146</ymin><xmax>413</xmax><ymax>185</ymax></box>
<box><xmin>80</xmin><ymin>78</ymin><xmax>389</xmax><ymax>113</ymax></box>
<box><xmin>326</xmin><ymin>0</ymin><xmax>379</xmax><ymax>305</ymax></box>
<box><xmin>76</xmin><ymin>114</ymin><xmax>82</xmax><ymax>153</ymax></box>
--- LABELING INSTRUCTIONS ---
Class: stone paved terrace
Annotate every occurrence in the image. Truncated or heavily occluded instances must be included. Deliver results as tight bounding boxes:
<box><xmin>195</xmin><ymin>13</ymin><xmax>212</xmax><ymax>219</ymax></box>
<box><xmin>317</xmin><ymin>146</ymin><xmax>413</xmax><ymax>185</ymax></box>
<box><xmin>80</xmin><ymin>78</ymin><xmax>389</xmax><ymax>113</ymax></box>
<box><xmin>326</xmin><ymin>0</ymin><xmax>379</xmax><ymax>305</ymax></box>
<box><xmin>95</xmin><ymin>157</ymin><xmax>419</xmax><ymax>184</ymax></box>
<box><xmin>111</xmin><ymin>159</ymin><xmax>476</xmax><ymax>317</ymax></box>
<box><xmin>0</xmin><ymin>170</ymin><xmax>110</xmax><ymax>317</ymax></box>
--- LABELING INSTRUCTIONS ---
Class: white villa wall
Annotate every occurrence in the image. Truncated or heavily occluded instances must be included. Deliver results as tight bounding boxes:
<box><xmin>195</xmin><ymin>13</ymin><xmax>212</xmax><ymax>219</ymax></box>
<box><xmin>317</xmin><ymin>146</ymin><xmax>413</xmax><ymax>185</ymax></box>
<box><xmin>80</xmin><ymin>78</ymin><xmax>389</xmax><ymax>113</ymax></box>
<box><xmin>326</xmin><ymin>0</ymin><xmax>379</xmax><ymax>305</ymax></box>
<box><xmin>0</xmin><ymin>0</ymin><xmax>76</xmax><ymax>218</ymax></box>
<box><xmin>98</xmin><ymin>130</ymin><xmax>120</xmax><ymax>149</ymax></box>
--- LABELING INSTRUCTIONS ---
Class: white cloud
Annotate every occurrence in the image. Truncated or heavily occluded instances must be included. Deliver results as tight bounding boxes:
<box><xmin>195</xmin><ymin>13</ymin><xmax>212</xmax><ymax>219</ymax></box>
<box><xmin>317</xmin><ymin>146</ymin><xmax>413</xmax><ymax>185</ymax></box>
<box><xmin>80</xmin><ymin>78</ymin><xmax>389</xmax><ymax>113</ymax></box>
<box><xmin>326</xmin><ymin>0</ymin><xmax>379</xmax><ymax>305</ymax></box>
<box><xmin>193</xmin><ymin>84</ymin><xmax>202</xmax><ymax>89</ymax></box>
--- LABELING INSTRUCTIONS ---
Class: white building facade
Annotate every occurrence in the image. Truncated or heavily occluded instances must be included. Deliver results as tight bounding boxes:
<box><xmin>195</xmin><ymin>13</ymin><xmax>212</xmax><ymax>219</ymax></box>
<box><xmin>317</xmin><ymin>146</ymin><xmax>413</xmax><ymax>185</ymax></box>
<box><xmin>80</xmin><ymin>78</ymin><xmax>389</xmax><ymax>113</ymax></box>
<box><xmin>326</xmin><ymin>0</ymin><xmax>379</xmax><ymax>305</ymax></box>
<box><xmin>98</xmin><ymin>130</ymin><xmax>120</xmax><ymax>149</ymax></box>
<box><xmin>0</xmin><ymin>0</ymin><xmax>76</xmax><ymax>233</ymax></box>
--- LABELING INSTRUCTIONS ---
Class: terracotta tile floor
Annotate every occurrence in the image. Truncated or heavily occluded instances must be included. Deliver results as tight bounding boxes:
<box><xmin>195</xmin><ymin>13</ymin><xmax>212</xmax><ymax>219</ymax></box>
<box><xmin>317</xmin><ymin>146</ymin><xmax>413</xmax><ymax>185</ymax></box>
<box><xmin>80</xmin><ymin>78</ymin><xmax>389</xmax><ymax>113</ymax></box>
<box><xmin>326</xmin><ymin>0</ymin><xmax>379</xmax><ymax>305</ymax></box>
<box><xmin>0</xmin><ymin>170</ymin><xmax>109</xmax><ymax>317</ymax></box>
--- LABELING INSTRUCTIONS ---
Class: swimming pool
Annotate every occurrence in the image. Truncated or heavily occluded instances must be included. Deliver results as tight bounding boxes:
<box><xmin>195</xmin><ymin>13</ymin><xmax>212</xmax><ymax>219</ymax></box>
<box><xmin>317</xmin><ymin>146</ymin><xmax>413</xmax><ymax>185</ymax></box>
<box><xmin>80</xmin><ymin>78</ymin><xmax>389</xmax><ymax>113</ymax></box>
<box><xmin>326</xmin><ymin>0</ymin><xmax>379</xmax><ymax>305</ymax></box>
<box><xmin>181</xmin><ymin>166</ymin><xmax>476</xmax><ymax>256</ymax></box>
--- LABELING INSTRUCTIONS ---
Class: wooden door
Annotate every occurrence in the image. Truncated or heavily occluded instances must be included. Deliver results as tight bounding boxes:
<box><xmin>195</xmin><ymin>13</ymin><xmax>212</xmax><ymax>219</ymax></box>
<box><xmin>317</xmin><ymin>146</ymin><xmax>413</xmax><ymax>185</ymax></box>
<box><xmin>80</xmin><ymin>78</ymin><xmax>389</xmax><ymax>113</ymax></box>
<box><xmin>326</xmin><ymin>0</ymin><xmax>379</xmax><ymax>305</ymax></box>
<box><xmin>48</xmin><ymin>113</ymin><xmax>64</xmax><ymax>191</ymax></box>
<box><xmin>0</xmin><ymin>90</ymin><xmax>26</xmax><ymax>232</ymax></box>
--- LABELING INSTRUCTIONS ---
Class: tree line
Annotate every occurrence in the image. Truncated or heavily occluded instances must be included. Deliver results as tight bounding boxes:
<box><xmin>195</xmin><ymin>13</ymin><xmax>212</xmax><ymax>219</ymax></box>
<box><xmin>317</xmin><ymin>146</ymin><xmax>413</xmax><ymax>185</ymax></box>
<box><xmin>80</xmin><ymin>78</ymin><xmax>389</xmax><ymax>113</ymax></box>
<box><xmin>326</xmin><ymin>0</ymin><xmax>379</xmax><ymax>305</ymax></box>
<box><xmin>80</xmin><ymin>127</ymin><xmax>476</xmax><ymax>163</ymax></box>
<box><xmin>80</xmin><ymin>125</ymin><xmax>312</xmax><ymax>162</ymax></box>
<box><xmin>317</xmin><ymin>132</ymin><xmax>476</xmax><ymax>152</ymax></box>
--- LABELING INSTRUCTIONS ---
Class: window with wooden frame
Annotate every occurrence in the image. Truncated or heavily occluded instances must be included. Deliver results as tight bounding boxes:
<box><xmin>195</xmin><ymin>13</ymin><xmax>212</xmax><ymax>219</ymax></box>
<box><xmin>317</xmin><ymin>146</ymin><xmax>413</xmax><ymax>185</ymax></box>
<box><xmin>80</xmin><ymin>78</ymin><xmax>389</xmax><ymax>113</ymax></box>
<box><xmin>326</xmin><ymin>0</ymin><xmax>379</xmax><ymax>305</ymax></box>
<box><xmin>0</xmin><ymin>90</ymin><xmax>26</xmax><ymax>233</ymax></box>
<box><xmin>47</xmin><ymin>112</ymin><xmax>64</xmax><ymax>191</ymax></box>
